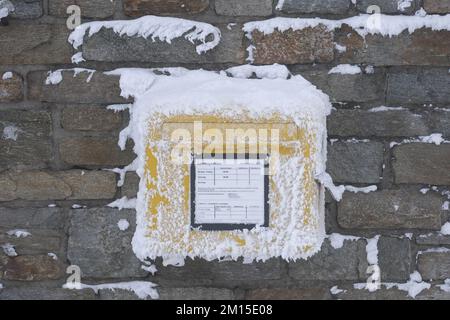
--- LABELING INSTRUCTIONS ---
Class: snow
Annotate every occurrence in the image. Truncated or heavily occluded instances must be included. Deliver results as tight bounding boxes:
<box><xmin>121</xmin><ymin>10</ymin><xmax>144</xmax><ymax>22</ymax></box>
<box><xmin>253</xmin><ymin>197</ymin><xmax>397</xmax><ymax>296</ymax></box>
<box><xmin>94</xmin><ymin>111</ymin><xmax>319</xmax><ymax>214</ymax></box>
<box><xmin>368</xmin><ymin>106</ymin><xmax>405</xmax><ymax>112</ymax></box>
<box><xmin>46</xmin><ymin>68</ymin><xmax>95</xmax><ymax>85</ymax></box>
<box><xmin>419</xmin><ymin>133</ymin><xmax>445</xmax><ymax>145</ymax></box>
<box><xmin>71</xmin><ymin>204</ymin><xmax>85</xmax><ymax>209</ymax></box>
<box><xmin>48</xmin><ymin>253</ymin><xmax>58</xmax><ymax>260</ymax></box>
<box><xmin>107</xmin><ymin>104</ymin><xmax>132</xmax><ymax>112</ymax></box>
<box><xmin>141</xmin><ymin>264</ymin><xmax>157</xmax><ymax>275</ymax></box>
<box><xmin>334</xmin><ymin>43</ymin><xmax>346</xmax><ymax>53</ymax></box>
<box><xmin>387</xmin><ymin>272</ymin><xmax>431</xmax><ymax>298</ymax></box>
<box><xmin>420</xmin><ymin>188</ymin><xmax>429</xmax><ymax>194</ymax></box>
<box><xmin>364</xmin><ymin>65</ymin><xmax>375</xmax><ymax>74</ymax></box>
<box><xmin>117</xmin><ymin>219</ymin><xmax>130</xmax><ymax>231</ymax></box>
<box><xmin>366</xmin><ymin>235</ymin><xmax>380</xmax><ymax>265</ymax></box>
<box><xmin>48</xmin><ymin>204</ymin><xmax>57</xmax><ymax>208</ymax></box>
<box><xmin>440</xmin><ymin>222</ymin><xmax>450</xmax><ymax>235</ymax></box>
<box><xmin>328</xmin><ymin>64</ymin><xmax>361</xmax><ymax>75</ymax></box>
<box><xmin>6</xmin><ymin>229</ymin><xmax>31</xmax><ymax>238</ymax></box>
<box><xmin>330</xmin><ymin>286</ymin><xmax>346</xmax><ymax>295</ymax></box>
<box><xmin>439</xmin><ymin>279</ymin><xmax>450</xmax><ymax>293</ymax></box>
<box><xmin>2</xmin><ymin>72</ymin><xmax>13</xmax><ymax>80</ymax></box>
<box><xmin>63</xmin><ymin>281</ymin><xmax>158</xmax><ymax>300</ymax></box>
<box><xmin>344</xmin><ymin>185</ymin><xmax>377</xmax><ymax>194</ymax></box>
<box><xmin>0</xmin><ymin>0</ymin><xmax>14</xmax><ymax>19</ymax></box>
<box><xmin>108</xmin><ymin>197</ymin><xmax>137</xmax><ymax>210</ymax></box>
<box><xmin>0</xmin><ymin>283</ymin><xmax>3</xmax><ymax>290</ymax></box>
<box><xmin>315</xmin><ymin>172</ymin><xmax>345</xmax><ymax>201</ymax></box>
<box><xmin>68</xmin><ymin>15</ymin><xmax>221</xmax><ymax>55</ymax></box>
<box><xmin>225</xmin><ymin>64</ymin><xmax>291</xmax><ymax>80</ymax></box>
<box><xmin>106</xmin><ymin>66</ymin><xmax>331</xmax><ymax>263</ymax></box>
<box><xmin>443</xmin><ymin>201</ymin><xmax>449</xmax><ymax>211</ymax></box>
<box><xmin>71</xmin><ymin>52</ymin><xmax>85</xmax><ymax>64</ymax></box>
<box><xmin>2</xmin><ymin>125</ymin><xmax>20</xmax><ymax>141</ymax></box>
<box><xmin>2</xmin><ymin>243</ymin><xmax>17</xmax><ymax>257</ymax></box>
<box><xmin>398</xmin><ymin>0</ymin><xmax>413</xmax><ymax>12</ymax></box>
<box><xmin>328</xmin><ymin>233</ymin><xmax>360</xmax><ymax>249</ymax></box>
<box><xmin>404</xmin><ymin>233</ymin><xmax>413</xmax><ymax>240</ymax></box>
<box><xmin>244</xmin><ymin>14</ymin><xmax>450</xmax><ymax>39</ymax></box>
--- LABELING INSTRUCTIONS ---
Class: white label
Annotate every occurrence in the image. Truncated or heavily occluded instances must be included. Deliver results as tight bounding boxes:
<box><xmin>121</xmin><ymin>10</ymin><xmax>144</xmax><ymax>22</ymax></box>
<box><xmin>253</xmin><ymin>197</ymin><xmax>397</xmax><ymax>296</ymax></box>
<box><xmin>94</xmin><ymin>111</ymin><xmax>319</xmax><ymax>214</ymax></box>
<box><xmin>194</xmin><ymin>157</ymin><xmax>266</xmax><ymax>225</ymax></box>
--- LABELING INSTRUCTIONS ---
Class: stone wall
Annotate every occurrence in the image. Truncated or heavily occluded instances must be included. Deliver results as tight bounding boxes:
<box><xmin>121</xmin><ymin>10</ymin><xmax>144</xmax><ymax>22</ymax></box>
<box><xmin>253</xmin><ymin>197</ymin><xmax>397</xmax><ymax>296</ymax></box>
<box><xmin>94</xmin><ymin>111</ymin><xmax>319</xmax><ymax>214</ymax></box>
<box><xmin>0</xmin><ymin>0</ymin><xmax>449</xmax><ymax>300</ymax></box>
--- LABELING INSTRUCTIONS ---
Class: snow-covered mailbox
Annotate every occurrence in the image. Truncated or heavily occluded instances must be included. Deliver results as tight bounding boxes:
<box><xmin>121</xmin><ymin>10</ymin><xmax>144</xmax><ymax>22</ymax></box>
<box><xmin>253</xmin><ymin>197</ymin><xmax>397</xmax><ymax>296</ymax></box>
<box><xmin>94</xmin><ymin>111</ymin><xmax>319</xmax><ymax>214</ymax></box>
<box><xmin>123</xmin><ymin>66</ymin><xmax>332</xmax><ymax>264</ymax></box>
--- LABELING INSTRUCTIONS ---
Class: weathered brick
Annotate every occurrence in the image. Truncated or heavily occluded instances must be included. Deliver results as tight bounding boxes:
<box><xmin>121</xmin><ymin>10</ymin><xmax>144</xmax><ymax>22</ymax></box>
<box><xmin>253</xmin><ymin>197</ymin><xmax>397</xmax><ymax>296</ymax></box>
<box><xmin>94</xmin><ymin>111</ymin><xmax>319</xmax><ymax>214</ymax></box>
<box><xmin>246</xmin><ymin>288</ymin><xmax>331</xmax><ymax>300</ymax></box>
<box><xmin>392</xmin><ymin>143</ymin><xmax>450</xmax><ymax>185</ymax></box>
<box><xmin>327</xmin><ymin>141</ymin><xmax>384</xmax><ymax>184</ymax></box>
<box><xmin>278</xmin><ymin>0</ymin><xmax>350</xmax><ymax>14</ymax></box>
<box><xmin>328</xmin><ymin>109</ymin><xmax>429</xmax><ymax>137</ymax></box>
<box><xmin>387</xmin><ymin>68</ymin><xmax>450</xmax><ymax>104</ymax></box>
<box><xmin>0</xmin><ymin>286</ymin><xmax>96</xmax><ymax>300</ymax></box>
<box><xmin>418</xmin><ymin>251</ymin><xmax>450</xmax><ymax>280</ymax></box>
<box><xmin>288</xmin><ymin>239</ymin><xmax>367</xmax><ymax>281</ymax></box>
<box><xmin>124</xmin><ymin>0</ymin><xmax>209</xmax><ymax>16</ymax></box>
<box><xmin>338</xmin><ymin>188</ymin><xmax>443</xmax><ymax>230</ymax></box>
<box><xmin>0</xmin><ymin>72</ymin><xmax>23</xmax><ymax>102</ymax></box>
<box><xmin>68</xmin><ymin>208</ymin><xmax>146</xmax><ymax>278</ymax></box>
<box><xmin>28</xmin><ymin>70</ymin><xmax>126</xmax><ymax>104</ymax></box>
<box><xmin>0</xmin><ymin>207</ymin><xmax>67</xmax><ymax>230</ymax></box>
<box><xmin>0</xmin><ymin>170</ymin><xmax>117</xmax><ymax>201</ymax></box>
<box><xmin>59</xmin><ymin>137</ymin><xmax>135</xmax><ymax>167</ymax></box>
<box><xmin>61</xmin><ymin>106</ymin><xmax>123</xmax><ymax>131</ymax></box>
<box><xmin>423</xmin><ymin>0</ymin><xmax>450</xmax><ymax>13</ymax></box>
<box><xmin>49</xmin><ymin>0</ymin><xmax>115</xmax><ymax>18</ymax></box>
<box><xmin>121</xmin><ymin>172</ymin><xmax>139</xmax><ymax>198</ymax></box>
<box><xmin>0</xmin><ymin>110</ymin><xmax>52</xmax><ymax>171</ymax></box>
<box><xmin>0</xmin><ymin>228</ymin><xmax>63</xmax><ymax>256</ymax></box>
<box><xmin>377</xmin><ymin>237</ymin><xmax>411</xmax><ymax>281</ymax></box>
<box><xmin>2</xmin><ymin>255</ymin><xmax>65</xmax><ymax>281</ymax></box>
<box><xmin>215</xmin><ymin>0</ymin><xmax>272</xmax><ymax>16</ymax></box>
<box><xmin>0</xmin><ymin>24</ymin><xmax>72</xmax><ymax>65</ymax></box>
<box><xmin>356</xmin><ymin>0</ymin><xmax>419</xmax><ymax>14</ymax></box>
<box><xmin>82</xmin><ymin>25</ymin><xmax>245</xmax><ymax>64</ymax></box>
<box><xmin>295</xmin><ymin>67</ymin><xmax>385</xmax><ymax>103</ymax></box>
<box><xmin>336</xmin><ymin>28</ymin><xmax>450</xmax><ymax>66</ymax></box>
<box><xmin>9</xmin><ymin>0</ymin><xmax>43</xmax><ymax>19</ymax></box>
<box><xmin>250</xmin><ymin>26</ymin><xmax>334</xmax><ymax>65</ymax></box>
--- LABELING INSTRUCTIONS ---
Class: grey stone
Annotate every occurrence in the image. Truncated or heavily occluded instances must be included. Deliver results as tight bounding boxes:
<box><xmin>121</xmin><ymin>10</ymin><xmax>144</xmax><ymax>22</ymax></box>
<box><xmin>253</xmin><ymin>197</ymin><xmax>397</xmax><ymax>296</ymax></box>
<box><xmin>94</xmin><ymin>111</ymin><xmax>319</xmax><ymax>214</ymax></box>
<box><xmin>0</xmin><ymin>110</ymin><xmax>52</xmax><ymax>171</ymax></box>
<box><xmin>336</xmin><ymin>29</ymin><xmax>450</xmax><ymax>66</ymax></box>
<box><xmin>28</xmin><ymin>70</ymin><xmax>126</xmax><ymax>104</ymax></box>
<box><xmin>416</xmin><ymin>233</ymin><xmax>450</xmax><ymax>246</ymax></box>
<box><xmin>0</xmin><ymin>228</ymin><xmax>63</xmax><ymax>255</ymax></box>
<box><xmin>57</xmin><ymin>170</ymin><xmax>117</xmax><ymax>200</ymax></box>
<box><xmin>215</xmin><ymin>0</ymin><xmax>273</xmax><ymax>16</ymax></box>
<box><xmin>327</xmin><ymin>141</ymin><xmax>384</xmax><ymax>184</ymax></box>
<box><xmin>61</xmin><ymin>106</ymin><xmax>123</xmax><ymax>132</ymax></box>
<box><xmin>246</xmin><ymin>288</ymin><xmax>331</xmax><ymax>300</ymax></box>
<box><xmin>0</xmin><ymin>207</ymin><xmax>67</xmax><ymax>230</ymax></box>
<box><xmin>2</xmin><ymin>255</ymin><xmax>66</xmax><ymax>281</ymax></box>
<box><xmin>338</xmin><ymin>188</ymin><xmax>443</xmax><ymax>230</ymax></box>
<box><xmin>418</xmin><ymin>251</ymin><xmax>450</xmax><ymax>280</ymax></box>
<box><xmin>288</xmin><ymin>239</ymin><xmax>368</xmax><ymax>281</ymax></box>
<box><xmin>423</xmin><ymin>0</ymin><xmax>450</xmax><ymax>13</ymax></box>
<box><xmin>0</xmin><ymin>24</ymin><xmax>72</xmax><ymax>65</ymax></box>
<box><xmin>377</xmin><ymin>237</ymin><xmax>411</xmax><ymax>281</ymax></box>
<box><xmin>49</xmin><ymin>0</ymin><xmax>115</xmax><ymax>18</ymax></box>
<box><xmin>0</xmin><ymin>286</ymin><xmax>96</xmax><ymax>300</ymax></box>
<box><xmin>10</xmin><ymin>0</ymin><xmax>43</xmax><ymax>19</ymax></box>
<box><xmin>387</xmin><ymin>68</ymin><xmax>450</xmax><ymax>104</ymax></box>
<box><xmin>356</xmin><ymin>0</ymin><xmax>419</xmax><ymax>14</ymax></box>
<box><xmin>59</xmin><ymin>137</ymin><xmax>135</xmax><ymax>167</ymax></box>
<box><xmin>121</xmin><ymin>172</ymin><xmax>139</xmax><ymax>198</ymax></box>
<box><xmin>123</xmin><ymin>0</ymin><xmax>209</xmax><ymax>16</ymax></box>
<box><xmin>416</xmin><ymin>286</ymin><xmax>450</xmax><ymax>300</ymax></box>
<box><xmin>296</xmin><ymin>67</ymin><xmax>385</xmax><ymax>103</ymax></box>
<box><xmin>427</xmin><ymin>109</ymin><xmax>450</xmax><ymax>138</ymax></box>
<box><xmin>159</xmin><ymin>287</ymin><xmax>235</xmax><ymax>300</ymax></box>
<box><xmin>335</xmin><ymin>287</ymin><xmax>411</xmax><ymax>300</ymax></box>
<box><xmin>392</xmin><ymin>143</ymin><xmax>450</xmax><ymax>185</ymax></box>
<box><xmin>0</xmin><ymin>174</ymin><xmax>16</xmax><ymax>202</ymax></box>
<box><xmin>0</xmin><ymin>71</ymin><xmax>23</xmax><ymax>102</ymax></box>
<box><xmin>82</xmin><ymin>25</ymin><xmax>245</xmax><ymax>64</ymax></box>
<box><xmin>67</xmin><ymin>208</ymin><xmax>146</xmax><ymax>278</ymax></box>
<box><xmin>327</xmin><ymin>109</ymin><xmax>429</xmax><ymax>137</ymax></box>
<box><xmin>279</xmin><ymin>0</ymin><xmax>350</xmax><ymax>14</ymax></box>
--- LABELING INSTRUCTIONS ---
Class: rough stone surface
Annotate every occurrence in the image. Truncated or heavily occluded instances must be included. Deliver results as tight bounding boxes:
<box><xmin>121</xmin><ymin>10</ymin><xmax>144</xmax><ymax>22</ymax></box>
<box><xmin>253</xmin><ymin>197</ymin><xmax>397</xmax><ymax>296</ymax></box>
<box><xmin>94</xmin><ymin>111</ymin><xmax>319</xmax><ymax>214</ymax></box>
<box><xmin>328</xmin><ymin>109</ymin><xmax>429</xmax><ymax>137</ymax></box>
<box><xmin>0</xmin><ymin>110</ymin><xmax>52</xmax><ymax>171</ymax></box>
<box><xmin>246</xmin><ymin>288</ymin><xmax>331</xmax><ymax>300</ymax></box>
<box><xmin>82</xmin><ymin>25</ymin><xmax>245</xmax><ymax>64</ymax></box>
<box><xmin>327</xmin><ymin>141</ymin><xmax>384</xmax><ymax>184</ymax></box>
<box><xmin>279</xmin><ymin>0</ymin><xmax>350</xmax><ymax>14</ymax></box>
<box><xmin>423</xmin><ymin>0</ymin><xmax>450</xmax><ymax>13</ymax></box>
<box><xmin>0</xmin><ymin>228</ymin><xmax>63</xmax><ymax>256</ymax></box>
<box><xmin>2</xmin><ymin>255</ymin><xmax>65</xmax><ymax>281</ymax></box>
<box><xmin>250</xmin><ymin>26</ymin><xmax>334</xmax><ymax>65</ymax></box>
<box><xmin>59</xmin><ymin>137</ymin><xmax>135</xmax><ymax>167</ymax></box>
<box><xmin>338</xmin><ymin>188</ymin><xmax>443</xmax><ymax>230</ymax></box>
<box><xmin>0</xmin><ymin>72</ymin><xmax>23</xmax><ymax>102</ymax></box>
<box><xmin>159</xmin><ymin>287</ymin><xmax>235</xmax><ymax>300</ymax></box>
<box><xmin>288</xmin><ymin>239</ymin><xmax>368</xmax><ymax>281</ymax></box>
<box><xmin>387</xmin><ymin>68</ymin><xmax>450</xmax><ymax>104</ymax></box>
<box><xmin>0</xmin><ymin>207</ymin><xmax>67</xmax><ymax>230</ymax></box>
<box><xmin>416</xmin><ymin>234</ymin><xmax>450</xmax><ymax>246</ymax></box>
<box><xmin>67</xmin><ymin>208</ymin><xmax>146</xmax><ymax>278</ymax></box>
<box><xmin>356</xmin><ymin>0</ymin><xmax>419</xmax><ymax>14</ymax></box>
<box><xmin>28</xmin><ymin>71</ymin><xmax>126</xmax><ymax>104</ymax></box>
<box><xmin>0</xmin><ymin>24</ymin><xmax>72</xmax><ymax>65</ymax></box>
<box><xmin>0</xmin><ymin>286</ymin><xmax>96</xmax><ymax>300</ymax></box>
<box><xmin>377</xmin><ymin>237</ymin><xmax>411</xmax><ymax>281</ymax></box>
<box><xmin>418</xmin><ymin>251</ymin><xmax>450</xmax><ymax>280</ymax></box>
<box><xmin>336</xmin><ymin>29</ymin><xmax>450</xmax><ymax>66</ymax></box>
<box><xmin>124</xmin><ymin>0</ymin><xmax>209</xmax><ymax>16</ymax></box>
<box><xmin>121</xmin><ymin>172</ymin><xmax>140</xmax><ymax>198</ymax></box>
<box><xmin>215</xmin><ymin>0</ymin><xmax>273</xmax><ymax>16</ymax></box>
<box><xmin>49</xmin><ymin>0</ymin><xmax>115</xmax><ymax>18</ymax></box>
<box><xmin>61</xmin><ymin>106</ymin><xmax>123</xmax><ymax>132</ymax></box>
<box><xmin>9</xmin><ymin>0</ymin><xmax>43</xmax><ymax>19</ymax></box>
<box><xmin>335</xmin><ymin>287</ymin><xmax>411</xmax><ymax>300</ymax></box>
<box><xmin>392</xmin><ymin>144</ymin><xmax>450</xmax><ymax>185</ymax></box>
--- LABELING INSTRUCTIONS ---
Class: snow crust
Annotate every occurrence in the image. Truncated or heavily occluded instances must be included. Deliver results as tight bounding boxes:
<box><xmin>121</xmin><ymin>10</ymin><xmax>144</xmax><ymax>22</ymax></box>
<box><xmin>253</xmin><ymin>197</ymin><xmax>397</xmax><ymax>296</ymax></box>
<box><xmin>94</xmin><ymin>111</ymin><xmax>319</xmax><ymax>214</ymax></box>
<box><xmin>328</xmin><ymin>64</ymin><xmax>361</xmax><ymax>75</ymax></box>
<box><xmin>117</xmin><ymin>219</ymin><xmax>130</xmax><ymax>231</ymax></box>
<box><xmin>328</xmin><ymin>233</ymin><xmax>360</xmax><ymax>249</ymax></box>
<box><xmin>441</xmin><ymin>222</ymin><xmax>450</xmax><ymax>235</ymax></box>
<box><xmin>108</xmin><ymin>197</ymin><xmax>137</xmax><ymax>210</ymax></box>
<box><xmin>2</xmin><ymin>72</ymin><xmax>13</xmax><ymax>80</ymax></box>
<box><xmin>2</xmin><ymin>125</ymin><xmax>20</xmax><ymax>141</ymax></box>
<box><xmin>7</xmin><ymin>229</ymin><xmax>31</xmax><ymax>238</ymax></box>
<box><xmin>439</xmin><ymin>279</ymin><xmax>450</xmax><ymax>293</ymax></box>
<box><xmin>45</xmin><ymin>68</ymin><xmax>95</xmax><ymax>85</ymax></box>
<box><xmin>63</xmin><ymin>281</ymin><xmax>158</xmax><ymax>300</ymax></box>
